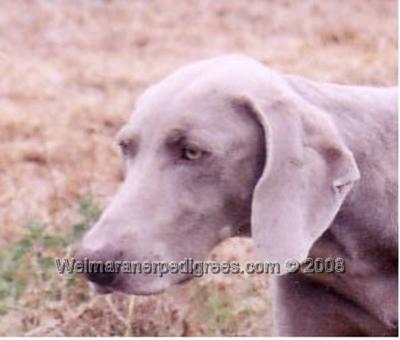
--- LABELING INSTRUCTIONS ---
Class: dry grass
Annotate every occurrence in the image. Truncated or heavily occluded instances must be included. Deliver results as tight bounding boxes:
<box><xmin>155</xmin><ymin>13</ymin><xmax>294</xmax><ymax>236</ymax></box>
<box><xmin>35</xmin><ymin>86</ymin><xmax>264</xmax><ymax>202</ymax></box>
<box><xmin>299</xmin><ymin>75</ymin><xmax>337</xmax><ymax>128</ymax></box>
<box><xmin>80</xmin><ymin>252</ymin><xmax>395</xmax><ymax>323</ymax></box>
<box><xmin>0</xmin><ymin>0</ymin><xmax>397</xmax><ymax>336</ymax></box>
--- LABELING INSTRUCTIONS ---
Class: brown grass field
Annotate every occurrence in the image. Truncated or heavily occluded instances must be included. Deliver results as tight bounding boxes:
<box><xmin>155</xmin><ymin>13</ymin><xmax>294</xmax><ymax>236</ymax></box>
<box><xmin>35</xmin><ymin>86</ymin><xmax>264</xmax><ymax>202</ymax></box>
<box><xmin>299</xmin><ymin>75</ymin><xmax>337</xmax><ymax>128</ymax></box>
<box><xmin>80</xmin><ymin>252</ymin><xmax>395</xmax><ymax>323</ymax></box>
<box><xmin>0</xmin><ymin>0</ymin><xmax>397</xmax><ymax>336</ymax></box>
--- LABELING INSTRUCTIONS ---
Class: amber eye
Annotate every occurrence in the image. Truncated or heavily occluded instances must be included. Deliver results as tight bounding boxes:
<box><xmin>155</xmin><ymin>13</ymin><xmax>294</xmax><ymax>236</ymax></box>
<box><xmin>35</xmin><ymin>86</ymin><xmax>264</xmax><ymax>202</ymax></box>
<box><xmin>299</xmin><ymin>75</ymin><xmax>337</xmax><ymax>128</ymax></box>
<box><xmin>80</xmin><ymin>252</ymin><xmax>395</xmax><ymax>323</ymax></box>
<box><xmin>182</xmin><ymin>147</ymin><xmax>202</xmax><ymax>161</ymax></box>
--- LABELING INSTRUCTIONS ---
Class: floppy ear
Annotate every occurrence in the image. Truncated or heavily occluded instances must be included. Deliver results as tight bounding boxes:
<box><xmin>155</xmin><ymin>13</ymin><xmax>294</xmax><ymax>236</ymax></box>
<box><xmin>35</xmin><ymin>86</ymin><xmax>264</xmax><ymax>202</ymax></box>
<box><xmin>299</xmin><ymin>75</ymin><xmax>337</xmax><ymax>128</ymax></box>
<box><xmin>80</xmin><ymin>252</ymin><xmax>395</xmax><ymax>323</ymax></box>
<box><xmin>233</xmin><ymin>92</ymin><xmax>360</xmax><ymax>273</ymax></box>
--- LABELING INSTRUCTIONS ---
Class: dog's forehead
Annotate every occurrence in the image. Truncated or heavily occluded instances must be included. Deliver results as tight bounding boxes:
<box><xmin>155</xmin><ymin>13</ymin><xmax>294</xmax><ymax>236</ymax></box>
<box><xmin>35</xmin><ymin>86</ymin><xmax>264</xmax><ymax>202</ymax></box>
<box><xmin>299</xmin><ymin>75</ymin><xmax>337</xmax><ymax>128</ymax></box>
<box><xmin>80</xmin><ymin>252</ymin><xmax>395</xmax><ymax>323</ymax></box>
<box><xmin>127</xmin><ymin>104</ymin><xmax>229</xmax><ymax>145</ymax></box>
<box><xmin>130</xmin><ymin>86</ymin><xmax>229</xmax><ymax>133</ymax></box>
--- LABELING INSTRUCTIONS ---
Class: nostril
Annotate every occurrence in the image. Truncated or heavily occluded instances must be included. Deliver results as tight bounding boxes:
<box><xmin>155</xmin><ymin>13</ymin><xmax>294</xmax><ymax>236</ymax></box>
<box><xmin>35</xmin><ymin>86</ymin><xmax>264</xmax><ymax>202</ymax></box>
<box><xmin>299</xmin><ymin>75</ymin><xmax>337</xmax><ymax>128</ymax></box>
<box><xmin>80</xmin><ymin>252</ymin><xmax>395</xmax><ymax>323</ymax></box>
<box><xmin>85</xmin><ymin>262</ymin><xmax>117</xmax><ymax>286</ymax></box>
<box><xmin>86</xmin><ymin>270</ymin><xmax>117</xmax><ymax>286</ymax></box>
<box><xmin>75</xmin><ymin>245</ymin><xmax>123</xmax><ymax>286</ymax></box>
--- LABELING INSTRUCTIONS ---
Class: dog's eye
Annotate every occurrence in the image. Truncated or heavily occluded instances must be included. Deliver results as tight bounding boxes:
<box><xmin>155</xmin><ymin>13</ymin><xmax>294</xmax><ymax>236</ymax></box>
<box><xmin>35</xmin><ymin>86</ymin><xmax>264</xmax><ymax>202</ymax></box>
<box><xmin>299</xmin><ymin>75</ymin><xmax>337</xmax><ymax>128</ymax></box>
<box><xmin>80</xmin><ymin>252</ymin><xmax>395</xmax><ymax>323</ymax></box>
<box><xmin>119</xmin><ymin>140</ymin><xmax>129</xmax><ymax>155</ymax></box>
<box><xmin>182</xmin><ymin>147</ymin><xmax>202</xmax><ymax>161</ymax></box>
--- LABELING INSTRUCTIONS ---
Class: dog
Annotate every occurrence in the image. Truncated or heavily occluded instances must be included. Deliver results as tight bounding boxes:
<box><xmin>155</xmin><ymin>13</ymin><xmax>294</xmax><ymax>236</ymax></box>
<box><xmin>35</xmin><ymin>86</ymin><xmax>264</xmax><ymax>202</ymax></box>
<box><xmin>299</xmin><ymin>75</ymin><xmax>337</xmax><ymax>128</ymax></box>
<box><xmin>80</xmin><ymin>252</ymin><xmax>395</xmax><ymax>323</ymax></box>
<box><xmin>77</xmin><ymin>55</ymin><xmax>398</xmax><ymax>336</ymax></box>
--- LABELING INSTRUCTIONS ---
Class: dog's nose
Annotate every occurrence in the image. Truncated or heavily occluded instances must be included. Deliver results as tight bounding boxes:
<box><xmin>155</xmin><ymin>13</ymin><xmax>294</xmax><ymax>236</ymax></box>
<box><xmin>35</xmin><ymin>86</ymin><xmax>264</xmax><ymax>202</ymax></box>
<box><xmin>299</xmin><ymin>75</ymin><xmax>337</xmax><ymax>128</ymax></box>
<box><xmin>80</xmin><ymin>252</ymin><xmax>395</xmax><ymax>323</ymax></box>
<box><xmin>74</xmin><ymin>246</ymin><xmax>121</xmax><ymax>286</ymax></box>
<box><xmin>85</xmin><ymin>262</ymin><xmax>117</xmax><ymax>285</ymax></box>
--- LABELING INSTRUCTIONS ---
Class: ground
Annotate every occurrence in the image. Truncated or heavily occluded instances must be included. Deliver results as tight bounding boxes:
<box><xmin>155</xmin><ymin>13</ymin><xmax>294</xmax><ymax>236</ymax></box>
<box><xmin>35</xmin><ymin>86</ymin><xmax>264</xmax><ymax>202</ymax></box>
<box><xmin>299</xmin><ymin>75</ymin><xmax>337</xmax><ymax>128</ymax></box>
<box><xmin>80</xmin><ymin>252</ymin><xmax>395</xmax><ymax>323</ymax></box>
<box><xmin>0</xmin><ymin>0</ymin><xmax>397</xmax><ymax>336</ymax></box>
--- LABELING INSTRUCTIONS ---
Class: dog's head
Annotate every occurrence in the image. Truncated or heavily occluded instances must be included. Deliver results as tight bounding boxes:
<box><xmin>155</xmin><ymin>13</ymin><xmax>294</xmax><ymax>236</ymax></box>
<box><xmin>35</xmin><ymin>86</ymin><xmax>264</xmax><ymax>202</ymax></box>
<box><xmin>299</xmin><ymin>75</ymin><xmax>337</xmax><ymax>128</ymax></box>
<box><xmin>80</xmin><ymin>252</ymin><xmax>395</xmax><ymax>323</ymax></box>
<box><xmin>76</xmin><ymin>55</ymin><xmax>359</xmax><ymax>294</ymax></box>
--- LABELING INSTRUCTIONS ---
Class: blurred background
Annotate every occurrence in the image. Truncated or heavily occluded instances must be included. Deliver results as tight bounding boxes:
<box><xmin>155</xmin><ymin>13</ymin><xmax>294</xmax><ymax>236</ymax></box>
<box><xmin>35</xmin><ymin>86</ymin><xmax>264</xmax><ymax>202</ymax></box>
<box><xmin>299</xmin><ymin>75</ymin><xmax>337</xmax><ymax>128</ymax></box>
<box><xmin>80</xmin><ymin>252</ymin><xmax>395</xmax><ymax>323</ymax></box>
<box><xmin>0</xmin><ymin>0</ymin><xmax>397</xmax><ymax>336</ymax></box>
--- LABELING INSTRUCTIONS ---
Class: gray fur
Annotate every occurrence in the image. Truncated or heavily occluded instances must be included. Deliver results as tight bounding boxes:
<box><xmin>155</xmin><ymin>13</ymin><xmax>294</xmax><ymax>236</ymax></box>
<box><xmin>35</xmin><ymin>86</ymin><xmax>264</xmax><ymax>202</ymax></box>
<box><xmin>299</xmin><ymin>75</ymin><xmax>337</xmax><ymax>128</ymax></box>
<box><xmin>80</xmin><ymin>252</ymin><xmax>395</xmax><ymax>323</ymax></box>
<box><xmin>77</xmin><ymin>55</ymin><xmax>398</xmax><ymax>336</ymax></box>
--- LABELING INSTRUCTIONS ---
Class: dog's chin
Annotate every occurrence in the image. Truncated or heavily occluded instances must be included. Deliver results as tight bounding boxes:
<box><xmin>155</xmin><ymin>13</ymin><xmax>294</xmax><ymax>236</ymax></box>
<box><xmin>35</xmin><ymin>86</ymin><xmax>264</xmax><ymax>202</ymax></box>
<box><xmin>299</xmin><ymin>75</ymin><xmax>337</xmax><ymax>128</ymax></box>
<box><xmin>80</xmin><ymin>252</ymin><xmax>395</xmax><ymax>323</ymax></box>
<box><xmin>90</xmin><ymin>282</ymin><xmax>114</xmax><ymax>295</ymax></box>
<box><xmin>93</xmin><ymin>275</ymin><xmax>194</xmax><ymax>296</ymax></box>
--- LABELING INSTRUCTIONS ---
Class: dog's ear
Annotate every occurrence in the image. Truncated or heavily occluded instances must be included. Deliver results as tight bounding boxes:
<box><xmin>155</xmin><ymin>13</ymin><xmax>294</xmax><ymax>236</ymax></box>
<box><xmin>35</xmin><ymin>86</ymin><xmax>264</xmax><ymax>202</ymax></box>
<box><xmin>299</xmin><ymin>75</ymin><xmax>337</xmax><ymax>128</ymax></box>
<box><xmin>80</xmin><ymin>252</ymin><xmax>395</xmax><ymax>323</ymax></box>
<box><xmin>232</xmin><ymin>92</ymin><xmax>360</xmax><ymax>273</ymax></box>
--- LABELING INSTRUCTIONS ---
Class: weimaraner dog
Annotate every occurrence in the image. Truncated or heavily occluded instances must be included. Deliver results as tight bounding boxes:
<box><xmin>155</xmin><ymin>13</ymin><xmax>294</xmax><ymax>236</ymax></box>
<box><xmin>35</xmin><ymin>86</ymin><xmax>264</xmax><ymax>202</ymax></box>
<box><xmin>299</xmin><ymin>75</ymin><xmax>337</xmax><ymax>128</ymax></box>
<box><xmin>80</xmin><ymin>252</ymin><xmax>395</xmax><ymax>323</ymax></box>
<box><xmin>77</xmin><ymin>55</ymin><xmax>398</xmax><ymax>336</ymax></box>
